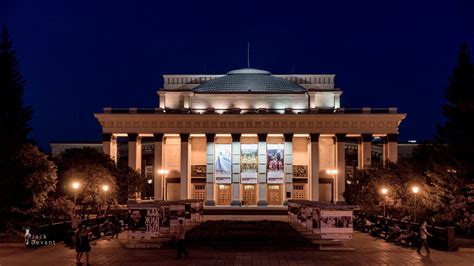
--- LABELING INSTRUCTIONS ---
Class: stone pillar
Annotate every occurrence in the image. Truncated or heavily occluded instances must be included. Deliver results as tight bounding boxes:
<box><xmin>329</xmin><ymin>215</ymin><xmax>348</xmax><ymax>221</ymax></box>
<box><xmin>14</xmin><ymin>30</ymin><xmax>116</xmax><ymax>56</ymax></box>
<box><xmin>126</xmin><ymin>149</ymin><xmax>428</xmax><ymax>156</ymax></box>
<box><xmin>383</xmin><ymin>136</ymin><xmax>389</xmax><ymax>164</ymax></box>
<box><xmin>128</xmin><ymin>133</ymin><xmax>142</xmax><ymax>171</ymax></box>
<box><xmin>231</xmin><ymin>133</ymin><xmax>241</xmax><ymax>206</ymax></box>
<box><xmin>359</xmin><ymin>134</ymin><xmax>372</xmax><ymax>168</ymax></box>
<box><xmin>102</xmin><ymin>133</ymin><xmax>117</xmax><ymax>163</ymax></box>
<box><xmin>310</xmin><ymin>133</ymin><xmax>320</xmax><ymax>201</ymax></box>
<box><xmin>257</xmin><ymin>133</ymin><xmax>268</xmax><ymax>206</ymax></box>
<box><xmin>205</xmin><ymin>133</ymin><xmax>216</xmax><ymax>206</ymax></box>
<box><xmin>283</xmin><ymin>133</ymin><xmax>293</xmax><ymax>206</ymax></box>
<box><xmin>387</xmin><ymin>134</ymin><xmax>398</xmax><ymax>163</ymax></box>
<box><xmin>180</xmin><ymin>133</ymin><xmax>190</xmax><ymax>200</ymax></box>
<box><xmin>153</xmin><ymin>133</ymin><xmax>164</xmax><ymax>201</ymax></box>
<box><xmin>335</xmin><ymin>134</ymin><xmax>346</xmax><ymax>203</ymax></box>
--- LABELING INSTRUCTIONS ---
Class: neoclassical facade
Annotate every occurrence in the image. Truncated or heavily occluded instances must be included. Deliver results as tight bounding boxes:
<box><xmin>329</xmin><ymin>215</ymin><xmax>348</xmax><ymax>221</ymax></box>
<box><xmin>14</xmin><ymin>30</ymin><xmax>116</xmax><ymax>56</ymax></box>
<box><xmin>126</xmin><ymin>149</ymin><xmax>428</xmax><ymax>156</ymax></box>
<box><xmin>95</xmin><ymin>68</ymin><xmax>405</xmax><ymax>206</ymax></box>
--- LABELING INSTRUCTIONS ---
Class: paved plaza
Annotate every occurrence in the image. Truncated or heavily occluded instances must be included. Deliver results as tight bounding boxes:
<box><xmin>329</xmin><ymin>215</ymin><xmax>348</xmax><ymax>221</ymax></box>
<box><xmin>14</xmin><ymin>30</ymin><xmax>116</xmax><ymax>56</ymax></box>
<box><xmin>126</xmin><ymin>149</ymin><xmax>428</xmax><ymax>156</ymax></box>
<box><xmin>1</xmin><ymin>232</ymin><xmax>474</xmax><ymax>265</ymax></box>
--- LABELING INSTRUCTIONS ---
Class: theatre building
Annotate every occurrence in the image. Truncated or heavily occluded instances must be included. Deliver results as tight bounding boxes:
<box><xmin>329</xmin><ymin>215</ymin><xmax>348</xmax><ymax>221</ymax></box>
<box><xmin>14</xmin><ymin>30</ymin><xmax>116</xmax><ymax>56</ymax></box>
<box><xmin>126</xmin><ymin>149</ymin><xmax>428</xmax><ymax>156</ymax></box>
<box><xmin>94</xmin><ymin>68</ymin><xmax>405</xmax><ymax>206</ymax></box>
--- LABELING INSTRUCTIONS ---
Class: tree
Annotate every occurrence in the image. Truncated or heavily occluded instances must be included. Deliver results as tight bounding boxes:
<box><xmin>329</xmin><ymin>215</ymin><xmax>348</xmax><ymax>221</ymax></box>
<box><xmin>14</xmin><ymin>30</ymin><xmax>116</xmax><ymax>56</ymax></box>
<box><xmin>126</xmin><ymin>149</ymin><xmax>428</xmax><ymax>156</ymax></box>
<box><xmin>437</xmin><ymin>43</ymin><xmax>474</xmax><ymax>176</ymax></box>
<box><xmin>0</xmin><ymin>144</ymin><xmax>57</xmax><ymax>230</ymax></box>
<box><xmin>0</xmin><ymin>25</ymin><xmax>33</xmax><ymax>161</ymax></box>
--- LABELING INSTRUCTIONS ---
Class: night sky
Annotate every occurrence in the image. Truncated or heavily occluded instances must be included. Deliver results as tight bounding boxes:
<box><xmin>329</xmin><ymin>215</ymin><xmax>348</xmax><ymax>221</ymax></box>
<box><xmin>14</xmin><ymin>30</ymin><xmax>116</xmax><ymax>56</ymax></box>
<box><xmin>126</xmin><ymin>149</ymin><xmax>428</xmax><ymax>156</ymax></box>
<box><xmin>4</xmin><ymin>1</ymin><xmax>474</xmax><ymax>150</ymax></box>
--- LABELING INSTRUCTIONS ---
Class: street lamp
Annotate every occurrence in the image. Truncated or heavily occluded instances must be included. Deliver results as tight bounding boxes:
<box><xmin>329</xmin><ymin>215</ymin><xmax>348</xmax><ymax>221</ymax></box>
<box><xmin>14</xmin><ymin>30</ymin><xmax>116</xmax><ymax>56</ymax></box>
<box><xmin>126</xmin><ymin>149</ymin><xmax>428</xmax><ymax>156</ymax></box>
<box><xmin>326</xmin><ymin>169</ymin><xmax>338</xmax><ymax>204</ymax></box>
<box><xmin>102</xmin><ymin>185</ymin><xmax>109</xmax><ymax>215</ymax></box>
<box><xmin>381</xmin><ymin>188</ymin><xmax>388</xmax><ymax>217</ymax></box>
<box><xmin>72</xmin><ymin>182</ymin><xmax>80</xmax><ymax>206</ymax></box>
<box><xmin>158</xmin><ymin>169</ymin><xmax>169</xmax><ymax>201</ymax></box>
<box><xmin>412</xmin><ymin>186</ymin><xmax>419</xmax><ymax>223</ymax></box>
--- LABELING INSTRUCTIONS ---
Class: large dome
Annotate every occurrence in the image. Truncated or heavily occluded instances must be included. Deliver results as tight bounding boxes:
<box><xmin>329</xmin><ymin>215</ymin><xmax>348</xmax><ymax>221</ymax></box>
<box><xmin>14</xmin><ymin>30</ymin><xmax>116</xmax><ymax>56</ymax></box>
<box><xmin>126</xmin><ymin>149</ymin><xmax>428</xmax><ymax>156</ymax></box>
<box><xmin>192</xmin><ymin>68</ymin><xmax>306</xmax><ymax>94</ymax></box>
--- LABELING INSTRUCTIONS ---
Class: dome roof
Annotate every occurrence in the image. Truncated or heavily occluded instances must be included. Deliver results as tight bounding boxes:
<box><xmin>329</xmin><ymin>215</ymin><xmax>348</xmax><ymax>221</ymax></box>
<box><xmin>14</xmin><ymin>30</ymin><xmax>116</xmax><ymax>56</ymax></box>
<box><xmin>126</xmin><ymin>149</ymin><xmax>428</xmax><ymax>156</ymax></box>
<box><xmin>192</xmin><ymin>68</ymin><xmax>306</xmax><ymax>94</ymax></box>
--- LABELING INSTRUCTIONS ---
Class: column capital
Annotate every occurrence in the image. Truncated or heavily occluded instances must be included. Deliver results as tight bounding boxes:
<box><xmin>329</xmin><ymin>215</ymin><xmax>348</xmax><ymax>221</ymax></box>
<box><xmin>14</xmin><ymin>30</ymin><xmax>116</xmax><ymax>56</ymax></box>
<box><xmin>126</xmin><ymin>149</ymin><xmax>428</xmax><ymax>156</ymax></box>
<box><xmin>231</xmin><ymin>133</ymin><xmax>241</xmax><ymax>142</ymax></box>
<box><xmin>335</xmin><ymin>133</ymin><xmax>346</xmax><ymax>142</ymax></box>
<box><xmin>283</xmin><ymin>133</ymin><xmax>293</xmax><ymax>142</ymax></box>
<box><xmin>128</xmin><ymin>133</ymin><xmax>139</xmax><ymax>142</ymax></box>
<box><xmin>153</xmin><ymin>133</ymin><xmax>164</xmax><ymax>142</ymax></box>
<box><xmin>361</xmin><ymin>133</ymin><xmax>373</xmax><ymax>142</ymax></box>
<box><xmin>205</xmin><ymin>133</ymin><xmax>215</xmax><ymax>143</ymax></box>
<box><xmin>180</xmin><ymin>133</ymin><xmax>190</xmax><ymax>142</ymax></box>
<box><xmin>102</xmin><ymin>133</ymin><xmax>113</xmax><ymax>142</ymax></box>
<box><xmin>257</xmin><ymin>133</ymin><xmax>267</xmax><ymax>142</ymax></box>
<box><xmin>387</xmin><ymin>133</ymin><xmax>398</xmax><ymax>142</ymax></box>
<box><xmin>310</xmin><ymin>133</ymin><xmax>320</xmax><ymax>142</ymax></box>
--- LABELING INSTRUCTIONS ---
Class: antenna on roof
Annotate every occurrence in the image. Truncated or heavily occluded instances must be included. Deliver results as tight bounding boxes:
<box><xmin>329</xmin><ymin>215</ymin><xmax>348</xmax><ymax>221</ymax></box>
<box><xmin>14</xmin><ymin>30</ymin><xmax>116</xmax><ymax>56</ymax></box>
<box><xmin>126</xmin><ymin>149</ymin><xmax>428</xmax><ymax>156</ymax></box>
<box><xmin>247</xmin><ymin>41</ymin><xmax>250</xmax><ymax>68</ymax></box>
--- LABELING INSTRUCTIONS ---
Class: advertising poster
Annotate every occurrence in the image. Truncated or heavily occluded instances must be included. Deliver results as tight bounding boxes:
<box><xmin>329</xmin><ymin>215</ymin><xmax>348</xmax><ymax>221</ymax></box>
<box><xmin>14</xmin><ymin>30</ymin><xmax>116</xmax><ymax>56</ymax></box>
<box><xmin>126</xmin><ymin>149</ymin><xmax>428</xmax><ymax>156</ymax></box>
<box><xmin>191</xmin><ymin>202</ymin><xmax>198</xmax><ymax>223</ymax></box>
<box><xmin>128</xmin><ymin>207</ymin><xmax>159</xmax><ymax>238</ymax></box>
<box><xmin>170</xmin><ymin>205</ymin><xmax>179</xmax><ymax>234</ymax></box>
<box><xmin>159</xmin><ymin>206</ymin><xmax>170</xmax><ymax>233</ymax></box>
<box><xmin>267</xmin><ymin>144</ymin><xmax>284</xmax><ymax>183</ymax></box>
<box><xmin>215</xmin><ymin>144</ymin><xmax>232</xmax><ymax>184</ymax></box>
<box><xmin>312</xmin><ymin>208</ymin><xmax>321</xmax><ymax>234</ymax></box>
<box><xmin>299</xmin><ymin>205</ymin><xmax>307</xmax><ymax>226</ymax></box>
<box><xmin>241</xmin><ymin>144</ymin><xmax>258</xmax><ymax>184</ymax></box>
<box><xmin>320</xmin><ymin>210</ymin><xmax>353</xmax><ymax>234</ymax></box>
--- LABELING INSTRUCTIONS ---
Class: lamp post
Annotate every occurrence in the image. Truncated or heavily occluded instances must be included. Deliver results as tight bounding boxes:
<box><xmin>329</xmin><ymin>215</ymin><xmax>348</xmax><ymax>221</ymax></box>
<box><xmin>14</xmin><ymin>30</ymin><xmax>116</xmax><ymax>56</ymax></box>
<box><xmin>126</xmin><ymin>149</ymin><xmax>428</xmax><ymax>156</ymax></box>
<box><xmin>326</xmin><ymin>169</ymin><xmax>338</xmax><ymax>204</ymax></box>
<box><xmin>72</xmin><ymin>182</ymin><xmax>80</xmax><ymax>206</ymax></box>
<box><xmin>158</xmin><ymin>169</ymin><xmax>169</xmax><ymax>201</ymax></box>
<box><xmin>102</xmin><ymin>185</ymin><xmax>109</xmax><ymax>215</ymax></box>
<box><xmin>412</xmin><ymin>186</ymin><xmax>419</xmax><ymax>223</ymax></box>
<box><xmin>381</xmin><ymin>188</ymin><xmax>388</xmax><ymax>218</ymax></box>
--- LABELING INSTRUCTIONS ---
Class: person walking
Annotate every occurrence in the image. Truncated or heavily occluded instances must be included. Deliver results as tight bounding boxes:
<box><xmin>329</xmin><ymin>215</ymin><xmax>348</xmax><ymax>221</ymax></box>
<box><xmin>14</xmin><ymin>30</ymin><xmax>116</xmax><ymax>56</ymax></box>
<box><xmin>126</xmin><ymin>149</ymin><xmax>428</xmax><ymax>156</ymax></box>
<box><xmin>417</xmin><ymin>220</ymin><xmax>433</xmax><ymax>254</ymax></box>
<box><xmin>176</xmin><ymin>219</ymin><xmax>189</xmax><ymax>259</ymax></box>
<box><xmin>76</xmin><ymin>225</ymin><xmax>91</xmax><ymax>265</ymax></box>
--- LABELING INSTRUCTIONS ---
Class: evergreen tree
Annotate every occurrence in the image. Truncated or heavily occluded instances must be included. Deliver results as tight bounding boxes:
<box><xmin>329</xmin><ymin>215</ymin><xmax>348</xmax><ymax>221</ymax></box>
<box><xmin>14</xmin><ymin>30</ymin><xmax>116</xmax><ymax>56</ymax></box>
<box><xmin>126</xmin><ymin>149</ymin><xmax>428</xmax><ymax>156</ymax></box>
<box><xmin>437</xmin><ymin>43</ymin><xmax>474</xmax><ymax>176</ymax></box>
<box><xmin>0</xmin><ymin>25</ymin><xmax>32</xmax><ymax>161</ymax></box>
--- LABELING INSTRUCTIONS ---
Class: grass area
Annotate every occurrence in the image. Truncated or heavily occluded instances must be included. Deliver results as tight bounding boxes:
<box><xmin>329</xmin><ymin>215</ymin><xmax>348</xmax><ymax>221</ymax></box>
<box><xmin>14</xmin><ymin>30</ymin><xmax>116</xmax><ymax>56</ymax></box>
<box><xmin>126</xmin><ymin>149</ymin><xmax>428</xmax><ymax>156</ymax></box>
<box><xmin>184</xmin><ymin>220</ymin><xmax>311</xmax><ymax>248</ymax></box>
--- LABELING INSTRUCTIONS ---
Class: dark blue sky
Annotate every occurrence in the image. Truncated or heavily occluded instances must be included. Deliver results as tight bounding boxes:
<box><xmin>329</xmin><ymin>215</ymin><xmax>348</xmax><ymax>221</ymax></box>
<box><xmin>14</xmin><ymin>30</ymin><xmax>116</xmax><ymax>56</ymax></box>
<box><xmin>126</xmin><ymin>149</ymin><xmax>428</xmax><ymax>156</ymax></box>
<box><xmin>4</xmin><ymin>0</ymin><xmax>474</xmax><ymax>150</ymax></box>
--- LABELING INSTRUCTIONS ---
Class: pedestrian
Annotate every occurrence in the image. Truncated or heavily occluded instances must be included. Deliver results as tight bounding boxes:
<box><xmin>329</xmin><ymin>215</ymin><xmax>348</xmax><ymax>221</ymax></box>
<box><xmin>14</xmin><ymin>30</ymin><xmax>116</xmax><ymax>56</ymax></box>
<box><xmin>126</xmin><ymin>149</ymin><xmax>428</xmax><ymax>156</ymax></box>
<box><xmin>417</xmin><ymin>220</ymin><xmax>433</xmax><ymax>254</ymax></box>
<box><xmin>176</xmin><ymin>219</ymin><xmax>189</xmax><ymax>259</ymax></box>
<box><xmin>76</xmin><ymin>225</ymin><xmax>91</xmax><ymax>265</ymax></box>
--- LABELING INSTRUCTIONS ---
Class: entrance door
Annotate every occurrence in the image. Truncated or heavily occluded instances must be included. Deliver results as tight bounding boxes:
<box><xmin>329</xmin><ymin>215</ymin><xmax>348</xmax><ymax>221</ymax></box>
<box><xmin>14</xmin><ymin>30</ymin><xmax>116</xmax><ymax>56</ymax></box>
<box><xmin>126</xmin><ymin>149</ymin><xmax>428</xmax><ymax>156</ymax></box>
<box><xmin>293</xmin><ymin>185</ymin><xmax>305</xmax><ymax>200</ymax></box>
<box><xmin>267</xmin><ymin>184</ymin><xmax>282</xmax><ymax>205</ymax></box>
<box><xmin>217</xmin><ymin>184</ymin><xmax>231</xmax><ymax>205</ymax></box>
<box><xmin>242</xmin><ymin>185</ymin><xmax>256</xmax><ymax>205</ymax></box>
<box><xmin>192</xmin><ymin>184</ymin><xmax>206</xmax><ymax>200</ymax></box>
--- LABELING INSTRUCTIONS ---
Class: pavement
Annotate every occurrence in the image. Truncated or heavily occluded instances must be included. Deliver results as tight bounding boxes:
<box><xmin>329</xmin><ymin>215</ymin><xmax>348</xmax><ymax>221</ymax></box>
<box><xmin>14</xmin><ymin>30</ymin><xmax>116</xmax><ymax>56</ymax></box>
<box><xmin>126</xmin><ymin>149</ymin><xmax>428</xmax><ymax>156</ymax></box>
<box><xmin>1</xmin><ymin>232</ymin><xmax>474</xmax><ymax>265</ymax></box>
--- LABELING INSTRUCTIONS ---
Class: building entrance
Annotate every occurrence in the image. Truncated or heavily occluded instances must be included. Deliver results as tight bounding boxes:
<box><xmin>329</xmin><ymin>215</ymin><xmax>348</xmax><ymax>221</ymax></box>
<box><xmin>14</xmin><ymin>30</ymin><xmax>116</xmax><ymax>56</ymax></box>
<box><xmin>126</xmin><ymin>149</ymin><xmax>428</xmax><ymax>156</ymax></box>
<box><xmin>268</xmin><ymin>184</ymin><xmax>283</xmax><ymax>205</ymax></box>
<box><xmin>217</xmin><ymin>184</ymin><xmax>231</xmax><ymax>205</ymax></box>
<box><xmin>192</xmin><ymin>184</ymin><xmax>206</xmax><ymax>200</ymax></box>
<box><xmin>242</xmin><ymin>185</ymin><xmax>257</xmax><ymax>205</ymax></box>
<box><xmin>293</xmin><ymin>184</ymin><xmax>305</xmax><ymax>200</ymax></box>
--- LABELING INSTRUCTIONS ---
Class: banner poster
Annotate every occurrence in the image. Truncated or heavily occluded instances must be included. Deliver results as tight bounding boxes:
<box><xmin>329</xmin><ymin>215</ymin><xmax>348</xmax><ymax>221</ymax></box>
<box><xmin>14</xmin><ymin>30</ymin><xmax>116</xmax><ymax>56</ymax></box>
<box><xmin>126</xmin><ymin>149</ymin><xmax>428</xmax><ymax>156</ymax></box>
<box><xmin>305</xmin><ymin>207</ymin><xmax>313</xmax><ymax>229</ymax></box>
<box><xmin>198</xmin><ymin>202</ymin><xmax>204</xmax><ymax>222</ymax></box>
<box><xmin>267</xmin><ymin>144</ymin><xmax>284</xmax><ymax>183</ymax></box>
<box><xmin>170</xmin><ymin>205</ymin><xmax>179</xmax><ymax>234</ymax></box>
<box><xmin>159</xmin><ymin>206</ymin><xmax>170</xmax><ymax>234</ymax></box>
<box><xmin>128</xmin><ymin>207</ymin><xmax>159</xmax><ymax>238</ymax></box>
<box><xmin>320</xmin><ymin>210</ymin><xmax>353</xmax><ymax>234</ymax></box>
<box><xmin>241</xmin><ymin>144</ymin><xmax>258</xmax><ymax>184</ymax></box>
<box><xmin>215</xmin><ymin>144</ymin><xmax>232</xmax><ymax>184</ymax></box>
<box><xmin>300</xmin><ymin>205</ymin><xmax>307</xmax><ymax>227</ymax></box>
<box><xmin>312</xmin><ymin>208</ymin><xmax>321</xmax><ymax>234</ymax></box>
<box><xmin>185</xmin><ymin>203</ymin><xmax>191</xmax><ymax>219</ymax></box>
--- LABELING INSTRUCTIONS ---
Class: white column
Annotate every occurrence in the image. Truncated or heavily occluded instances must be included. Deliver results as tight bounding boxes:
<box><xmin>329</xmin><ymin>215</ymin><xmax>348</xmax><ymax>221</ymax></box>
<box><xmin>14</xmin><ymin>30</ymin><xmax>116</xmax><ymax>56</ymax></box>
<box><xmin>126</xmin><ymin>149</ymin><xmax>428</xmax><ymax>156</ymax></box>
<box><xmin>283</xmin><ymin>133</ymin><xmax>293</xmax><ymax>206</ymax></box>
<box><xmin>153</xmin><ymin>133</ymin><xmax>163</xmax><ymax>201</ymax></box>
<box><xmin>387</xmin><ymin>134</ymin><xmax>398</xmax><ymax>163</ymax></box>
<box><xmin>102</xmin><ymin>133</ymin><xmax>117</xmax><ymax>163</ymax></box>
<box><xmin>231</xmin><ymin>133</ymin><xmax>242</xmax><ymax>206</ymax></box>
<box><xmin>205</xmin><ymin>134</ymin><xmax>216</xmax><ymax>206</ymax></box>
<box><xmin>310</xmin><ymin>133</ymin><xmax>320</xmax><ymax>201</ymax></box>
<box><xmin>180</xmin><ymin>133</ymin><xmax>189</xmax><ymax>200</ymax></box>
<box><xmin>257</xmin><ymin>133</ymin><xmax>268</xmax><ymax>206</ymax></box>
<box><xmin>359</xmin><ymin>134</ymin><xmax>372</xmax><ymax>168</ymax></box>
<box><xmin>128</xmin><ymin>133</ymin><xmax>142</xmax><ymax>171</ymax></box>
<box><xmin>336</xmin><ymin>134</ymin><xmax>346</xmax><ymax>203</ymax></box>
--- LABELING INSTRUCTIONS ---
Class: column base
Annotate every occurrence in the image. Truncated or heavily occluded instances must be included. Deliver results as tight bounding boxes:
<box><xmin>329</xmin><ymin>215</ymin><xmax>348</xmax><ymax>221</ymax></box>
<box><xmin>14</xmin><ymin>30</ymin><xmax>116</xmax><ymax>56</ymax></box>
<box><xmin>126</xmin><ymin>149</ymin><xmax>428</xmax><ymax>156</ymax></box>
<box><xmin>205</xmin><ymin>200</ymin><xmax>216</xmax><ymax>206</ymax></box>
<box><xmin>231</xmin><ymin>200</ymin><xmax>242</xmax><ymax>207</ymax></box>
<box><xmin>336</xmin><ymin>200</ymin><xmax>346</xmax><ymax>204</ymax></box>
<box><xmin>257</xmin><ymin>200</ymin><xmax>268</xmax><ymax>207</ymax></box>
